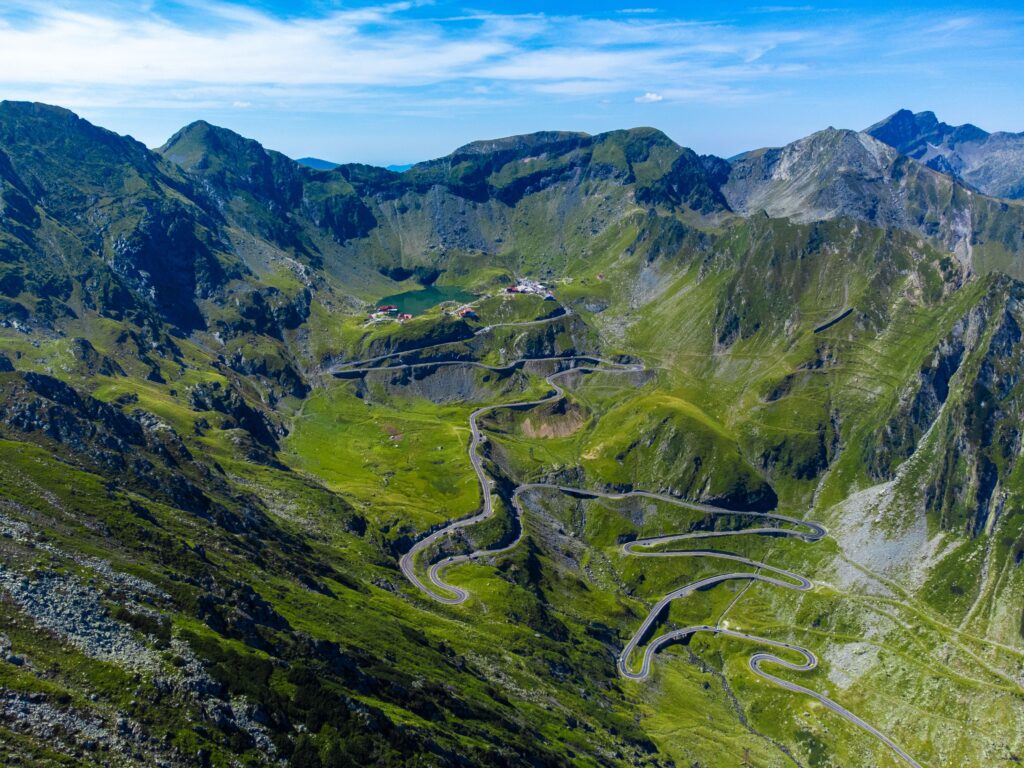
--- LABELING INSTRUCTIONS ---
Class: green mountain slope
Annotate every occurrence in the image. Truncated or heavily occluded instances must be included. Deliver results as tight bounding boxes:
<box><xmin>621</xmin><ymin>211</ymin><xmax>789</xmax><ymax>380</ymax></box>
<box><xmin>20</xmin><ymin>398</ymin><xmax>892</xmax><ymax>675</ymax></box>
<box><xmin>1</xmin><ymin>102</ymin><xmax>1023</xmax><ymax>768</ymax></box>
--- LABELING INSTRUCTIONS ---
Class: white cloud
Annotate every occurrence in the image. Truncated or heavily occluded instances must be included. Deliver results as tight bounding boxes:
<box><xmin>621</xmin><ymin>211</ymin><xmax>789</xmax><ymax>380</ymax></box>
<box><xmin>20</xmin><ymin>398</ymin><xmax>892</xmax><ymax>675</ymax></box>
<box><xmin>0</xmin><ymin>3</ymin><xmax>511</xmax><ymax>91</ymax></box>
<box><xmin>0</xmin><ymin>1</ymin><xmax>1016</xmax><ymax>115</ymax></box>
<box><xmin>533</xmin><ymin>80</ymin><xmax>624</xmax><ymax>96</ymax></box>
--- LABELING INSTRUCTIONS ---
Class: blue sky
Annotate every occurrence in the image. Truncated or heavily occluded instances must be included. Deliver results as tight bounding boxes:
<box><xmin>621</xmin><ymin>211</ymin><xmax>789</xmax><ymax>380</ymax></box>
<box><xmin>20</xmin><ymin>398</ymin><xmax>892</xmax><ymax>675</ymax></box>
<box><xmin>1</xmin><ymin>0</ymin><xmax>1022</xmax><ymax>165</ymax></box>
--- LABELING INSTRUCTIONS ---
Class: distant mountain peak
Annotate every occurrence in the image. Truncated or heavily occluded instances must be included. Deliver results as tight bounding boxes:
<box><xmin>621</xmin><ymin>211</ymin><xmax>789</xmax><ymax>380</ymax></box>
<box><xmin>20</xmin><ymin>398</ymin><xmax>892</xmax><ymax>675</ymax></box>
<box><xmin>866</xmin><ymin>109</ymin><xmax>938</xmax><ymax>148</ymax></box>
<box><xmin>866</xmin><ymin>108</ymin><xmax>1024</xmax><ymax>198</ymax></box>
<box><xmin>731</xmin><ymin>126</ymin><xmax>898</xmax><ymax>177</ymax></box>
<box><xmin>866</xmin><ymin>109</ymin><xmax>987</xmax><ymax>154</ymax></box>
<box><xmin>295</xmin><ymin>157</ymin><xmax>339</xmax><ymax>171</ymax></box>
<box><xmin>159</xmin><ymin>119</ymin><xmax>264</xmax><ymax>169</ymax></box>
<box><xmin>722</xmin><ymin>125</ymin><xmax>960</xmax><ymax>236</ymax></box>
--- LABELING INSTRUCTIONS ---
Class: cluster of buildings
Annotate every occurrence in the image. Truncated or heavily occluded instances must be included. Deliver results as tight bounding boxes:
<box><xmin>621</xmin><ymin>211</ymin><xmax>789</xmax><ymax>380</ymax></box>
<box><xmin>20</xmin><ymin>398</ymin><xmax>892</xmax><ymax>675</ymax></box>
<box><xmin>505</xmin><ymin>279</ymin><xmax>556</xmax><ymax>301</ymax></box>
<box><xmin>368</xmin><ymin>305</ymin><xmax>413</xmax><ymax>323</ymax></box>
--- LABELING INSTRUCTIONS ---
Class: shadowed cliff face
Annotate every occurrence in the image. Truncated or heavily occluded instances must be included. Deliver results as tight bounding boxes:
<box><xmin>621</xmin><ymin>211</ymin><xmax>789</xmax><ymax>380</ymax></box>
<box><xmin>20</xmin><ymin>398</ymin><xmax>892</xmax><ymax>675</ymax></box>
<box><xmin>857</xmin><ymin>277</ymin><xmax>1024</xmax><ymax>535</ymax></box>
<box><xmin>922</xmin><ymin>285</ymin><xmax>1024</xmax><ymax>536</ymax></box>
<box><xmin>0</xmin><ymin>101</ymin><xmax>238</xmax><ymax>331</ymax></box>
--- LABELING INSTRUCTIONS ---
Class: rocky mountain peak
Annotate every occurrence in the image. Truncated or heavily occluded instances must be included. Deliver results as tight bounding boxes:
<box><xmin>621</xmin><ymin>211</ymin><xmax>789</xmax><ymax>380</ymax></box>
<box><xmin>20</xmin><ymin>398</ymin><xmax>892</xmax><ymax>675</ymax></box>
<box><xmin>866</xmin><ymin>108</ymin><xmax>1024</xmax><ymax>199</ymax></box>
<box><xmin>866</xmin><ymin>109</ymin><xmax>988</xmax><ymax>157</ymax></box>
<box><xmin>722</xmin><ymin>128</ymin><xmax>904</xmax><ymax>223</ymax></box>
<box><xmin>865</xmin><ymin>109</ymin><xmax>937</xmax><ymax>151</ymax></box>
<box><xmin>159</xmin><ymin>119</ymin><xmax>271</xmax><ymax>174</ymax></box>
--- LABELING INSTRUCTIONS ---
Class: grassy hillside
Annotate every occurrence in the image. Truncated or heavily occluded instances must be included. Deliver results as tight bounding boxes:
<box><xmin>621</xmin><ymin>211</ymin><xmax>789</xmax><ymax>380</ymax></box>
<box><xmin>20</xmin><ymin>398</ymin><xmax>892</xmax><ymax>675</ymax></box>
<box><xmin>1</xmin><ymin>102</ymin><xmax>1024</xmax><ymax>767</ymax></box>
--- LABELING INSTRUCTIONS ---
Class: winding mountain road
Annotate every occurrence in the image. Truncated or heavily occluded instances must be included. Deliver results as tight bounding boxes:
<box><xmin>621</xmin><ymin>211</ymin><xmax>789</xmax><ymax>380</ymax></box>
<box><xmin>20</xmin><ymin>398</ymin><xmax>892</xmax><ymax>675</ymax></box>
<box><xmin>331</xmin><ymin>308</ymin><xmax>924</xmax><ymax>768</ymax></box>
<box><xmin>328</xmin><ymin>305</ymin><xmax>574</xmax><ymax>373</ymax></box>
<box><xmin>628</xmin><ymin>625</ymin><xmax>923</xmax><ymax>768</ymax></box>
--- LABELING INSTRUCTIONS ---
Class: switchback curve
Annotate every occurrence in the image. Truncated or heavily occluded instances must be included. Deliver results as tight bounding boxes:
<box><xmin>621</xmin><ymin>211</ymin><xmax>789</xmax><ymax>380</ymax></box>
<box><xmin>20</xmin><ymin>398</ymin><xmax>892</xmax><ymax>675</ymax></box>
<box><xmin>331</xmin><ymin>322</ymin><xmax>923</xmax><ymax>768</ymax></box>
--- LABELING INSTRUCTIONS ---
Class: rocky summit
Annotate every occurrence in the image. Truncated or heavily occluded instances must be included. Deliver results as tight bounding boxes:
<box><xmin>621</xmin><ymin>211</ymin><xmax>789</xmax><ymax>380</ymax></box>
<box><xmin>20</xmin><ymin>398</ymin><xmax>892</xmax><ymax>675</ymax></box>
<box><xmin>867</xmin><ymin>108</ymin><xmax>1024</xmax><ymax>200</ymax></box>
<box><xmin>1</xmin><ymin>99</ymin><xmax>1024</xmax><ymax>768</ymax></box>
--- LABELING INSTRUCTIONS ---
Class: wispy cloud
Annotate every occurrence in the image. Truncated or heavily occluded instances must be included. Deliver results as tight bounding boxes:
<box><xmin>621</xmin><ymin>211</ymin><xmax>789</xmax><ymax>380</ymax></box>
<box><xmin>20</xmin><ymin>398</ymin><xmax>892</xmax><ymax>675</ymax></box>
<box><xmin>751</xmin><ymin>5</ymin><xmax>814</xmax><ymax>13</ymax></box>
<box><xmin>0</xmin><ymin>3</ymin><xmax>510</xmax><ymax>89</ymax></box>
<box><xmin>0</xmin><ymin>1</ymin><xmax>1019</xmax><ymax>117</ymax></box>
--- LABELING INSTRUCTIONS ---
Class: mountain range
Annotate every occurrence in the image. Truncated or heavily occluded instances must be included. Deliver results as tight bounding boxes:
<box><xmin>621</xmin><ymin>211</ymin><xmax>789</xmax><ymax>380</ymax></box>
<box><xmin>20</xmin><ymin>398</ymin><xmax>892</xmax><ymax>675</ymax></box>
<box><xmin>867</xmin><ymin>108</ymin><xmax>1024</xmax><ymax>199</ymax></box>
<box><xmin>1</xmin><ymin>100</ymin><xmax>1023</xmax><ymax>768</ymax></box>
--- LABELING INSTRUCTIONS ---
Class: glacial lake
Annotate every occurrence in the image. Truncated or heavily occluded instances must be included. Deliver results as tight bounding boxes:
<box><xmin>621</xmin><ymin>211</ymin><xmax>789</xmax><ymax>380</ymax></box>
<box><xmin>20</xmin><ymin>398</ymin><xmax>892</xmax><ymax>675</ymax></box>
<box><xmin>376</xmin><ymin>285</ymin><xmax>476</xmax><ymax>315</ymax></box>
